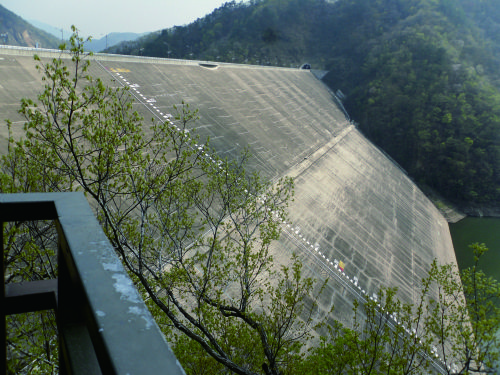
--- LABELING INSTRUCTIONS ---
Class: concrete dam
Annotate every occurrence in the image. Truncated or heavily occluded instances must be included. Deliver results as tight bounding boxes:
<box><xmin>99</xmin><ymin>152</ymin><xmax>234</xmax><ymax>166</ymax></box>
<box><xmin>0</xmin><ymin>47</ymin><xmax>456</xmax><ymax>335</ymax></box>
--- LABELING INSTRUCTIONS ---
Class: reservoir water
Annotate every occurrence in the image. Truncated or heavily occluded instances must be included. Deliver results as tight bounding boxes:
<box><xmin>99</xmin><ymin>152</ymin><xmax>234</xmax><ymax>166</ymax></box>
<box><xmin>449</xmin><ymin>216</ymin><xmax>500</xmax><ymax>371</ymax></box>
<box><xmin>449</xmin><ymin>217</ymin><xmax>500</xmax><ymax>280</ymax></box>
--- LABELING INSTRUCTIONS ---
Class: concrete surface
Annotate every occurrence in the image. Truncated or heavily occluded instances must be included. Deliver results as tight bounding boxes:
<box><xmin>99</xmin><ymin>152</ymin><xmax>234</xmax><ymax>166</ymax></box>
<box><xmin>0</xmin><ymin>47</ymin><xmax>457</xmax><ymax>345</ymax></box>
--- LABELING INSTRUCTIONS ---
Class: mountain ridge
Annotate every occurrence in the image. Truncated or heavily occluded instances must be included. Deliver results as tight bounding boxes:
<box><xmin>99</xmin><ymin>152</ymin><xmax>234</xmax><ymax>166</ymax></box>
<box><xmin>0</xmin><ymin>4</ymin><xmax>60</xmax><ymax>48</ymax></box>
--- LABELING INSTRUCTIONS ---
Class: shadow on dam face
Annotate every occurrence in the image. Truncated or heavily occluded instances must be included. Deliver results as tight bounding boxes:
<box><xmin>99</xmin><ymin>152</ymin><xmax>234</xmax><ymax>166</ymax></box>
<box><xmin>0</xmin><ymin>47</ymin><xmax>456</xmax><ymax>328</ymax></box>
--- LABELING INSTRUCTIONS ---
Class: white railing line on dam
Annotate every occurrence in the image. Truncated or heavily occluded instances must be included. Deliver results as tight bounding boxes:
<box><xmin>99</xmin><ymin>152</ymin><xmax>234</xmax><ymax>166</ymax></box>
<box><xmin>0</xmin><ymin>44</ymin><xmax>303</xmax><ymax>71</ymax></box>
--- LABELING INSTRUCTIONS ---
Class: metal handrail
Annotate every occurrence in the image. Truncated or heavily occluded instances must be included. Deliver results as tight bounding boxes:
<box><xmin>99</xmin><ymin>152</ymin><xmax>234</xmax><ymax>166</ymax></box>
<box><xmin>1</xmin><ymin>192</ymin><xmax>185</xmax><ymax>375</ymax></box>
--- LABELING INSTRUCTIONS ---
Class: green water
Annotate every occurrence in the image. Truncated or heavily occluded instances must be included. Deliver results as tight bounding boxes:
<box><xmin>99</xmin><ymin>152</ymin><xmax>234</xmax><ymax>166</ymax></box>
<box><xmin>449</xmin><ymin>217</ymin><xmax>500</xmax><ymax>280</ymax></box>
<box><xmin>449</xmin><ymin>217</ymin><xmax>500</xmax><ymax>371</ymax></box>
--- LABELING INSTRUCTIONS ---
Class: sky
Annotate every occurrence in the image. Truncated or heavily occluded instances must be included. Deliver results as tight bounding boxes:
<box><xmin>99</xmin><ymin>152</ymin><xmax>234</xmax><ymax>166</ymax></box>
<box><xmin>1</xmin><ymin>0</ymin><xmax>232</xmax><ymax>38</ymax></box>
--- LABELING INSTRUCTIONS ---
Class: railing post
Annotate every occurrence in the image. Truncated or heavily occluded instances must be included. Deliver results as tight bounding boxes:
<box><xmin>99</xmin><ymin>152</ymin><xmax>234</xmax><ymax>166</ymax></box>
<box><xmin>57</xmin><ymin>220</ymin><xmax>102</xmax><ymax>374</ymax></box>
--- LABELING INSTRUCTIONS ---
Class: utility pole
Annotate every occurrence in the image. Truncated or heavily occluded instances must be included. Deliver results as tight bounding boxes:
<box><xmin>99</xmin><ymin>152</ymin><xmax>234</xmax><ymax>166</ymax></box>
<box><xmin>163</xmin><ymin>42</ymin><xmax>171</xmax><ymax>58</ymax></box>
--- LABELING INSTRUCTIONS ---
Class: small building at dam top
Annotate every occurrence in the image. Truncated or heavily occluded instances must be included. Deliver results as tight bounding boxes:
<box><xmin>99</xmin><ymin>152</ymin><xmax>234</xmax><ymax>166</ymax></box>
<box><xmin>0</xmin><ymin>46</ymin><xmax>456</xmax><ymax>331</ymax></box>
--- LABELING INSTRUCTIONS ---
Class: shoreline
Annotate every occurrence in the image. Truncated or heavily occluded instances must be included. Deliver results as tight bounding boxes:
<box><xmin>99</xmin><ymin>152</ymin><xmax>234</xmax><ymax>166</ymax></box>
<box><xmin>438</xmin><ymin>204</ymin><xmax>500</xmax><ymax>224</ymax></box>
<box><xmin>423</xmin><ymin>187</ymin><xmax>500</xmax><ymax>223</ymax></box>
<box><xmin>429</xmin><ymin>197</ymin><xmax>500</xmax><ymax>223</ymax></box>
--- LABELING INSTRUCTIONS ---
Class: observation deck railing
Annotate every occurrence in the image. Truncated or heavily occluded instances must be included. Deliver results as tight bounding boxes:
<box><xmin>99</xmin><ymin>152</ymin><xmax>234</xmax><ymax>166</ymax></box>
<box><xmin>1</xmin><ymin>193</ymin><xmax>185</xmax><ymax>375</ymax></box>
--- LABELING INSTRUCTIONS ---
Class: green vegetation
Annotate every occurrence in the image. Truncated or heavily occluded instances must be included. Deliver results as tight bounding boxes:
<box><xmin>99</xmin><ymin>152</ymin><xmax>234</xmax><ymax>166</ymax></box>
<box><xmin>299</xmin><ymin>243</ymin><xmax>500</xmax><ymax>375</ymax></box>
<box><xmin>324</xmin><ymin>0</ymin><xmax>500</xmax><ymax>204</ymax></box>
<box><xmin>106</xmin><ymin>0</ymin><xmax>333</xmax><ymax>67</ymax></box>
<box><xmin>2</xmin><ymin>29</ymin><xmax>499</xmax><ymax>374</ymax></box>
<box><xmin>107</xmin><ymin>0</ymin><xmax>500</xmax><ymax>207</ymax></box>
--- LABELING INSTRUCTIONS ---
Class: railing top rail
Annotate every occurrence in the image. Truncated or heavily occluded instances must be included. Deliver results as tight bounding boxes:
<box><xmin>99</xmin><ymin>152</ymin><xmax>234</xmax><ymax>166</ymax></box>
<box><xmin>0</xmin><ymin>43</ymin><xmax>302</xmax><ymax>71</ymax></box>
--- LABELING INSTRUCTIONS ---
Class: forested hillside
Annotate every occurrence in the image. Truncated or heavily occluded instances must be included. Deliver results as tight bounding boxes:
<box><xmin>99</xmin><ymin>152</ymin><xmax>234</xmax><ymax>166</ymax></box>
<box><xmin>323</xmin><ymin>0</ymin><xmax>500</xmax><ymax>204</ymax></box>
<box><xmin>108</xmin><ymin>0</ymin><xmax>500</xmax><ymax>206</ymax></box>
<box><xmin>106</xmin><ymin>0</ymin><xmax>331</xmax><ymax>67</ymax></box>
<box><xmin>0</xmin><ymin>4</ymin><xmax>60</xmax><ymax>48</ymax></box>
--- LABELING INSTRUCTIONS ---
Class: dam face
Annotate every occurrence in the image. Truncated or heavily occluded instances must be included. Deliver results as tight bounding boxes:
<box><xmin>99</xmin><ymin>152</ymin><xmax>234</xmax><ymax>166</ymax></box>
<box><xmin>0</xmin><ymin>47</ymin><xmax>456</xmax><ymax>326</ymax></box>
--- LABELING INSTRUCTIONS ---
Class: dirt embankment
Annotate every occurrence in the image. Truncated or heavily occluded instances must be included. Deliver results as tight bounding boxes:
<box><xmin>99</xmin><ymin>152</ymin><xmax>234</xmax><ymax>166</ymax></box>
<box><xmin>21</xmin><ymin>30</ymin><xmax>35</xmax><ymax>47</ymax></box>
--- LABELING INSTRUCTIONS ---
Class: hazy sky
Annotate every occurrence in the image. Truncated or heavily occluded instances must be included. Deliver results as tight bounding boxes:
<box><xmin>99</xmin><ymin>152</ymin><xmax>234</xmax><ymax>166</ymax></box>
<box><xmin>2</xmin><ymin>0</ymin><xmax>231</xmax><ymax>37</ymax></box>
